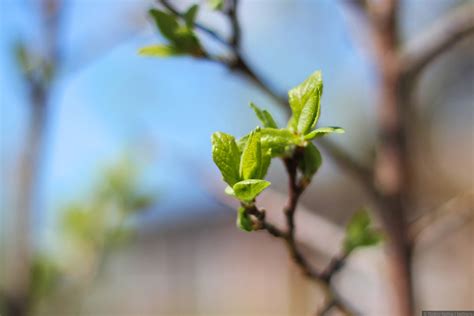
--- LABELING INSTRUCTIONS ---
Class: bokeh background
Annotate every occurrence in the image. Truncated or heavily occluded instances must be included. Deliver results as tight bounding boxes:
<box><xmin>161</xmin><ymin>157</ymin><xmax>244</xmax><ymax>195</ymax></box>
<box><xmin>1</xmin><ymin>0</ymin><xmax>473</xmax><ymax>315</ymax></box>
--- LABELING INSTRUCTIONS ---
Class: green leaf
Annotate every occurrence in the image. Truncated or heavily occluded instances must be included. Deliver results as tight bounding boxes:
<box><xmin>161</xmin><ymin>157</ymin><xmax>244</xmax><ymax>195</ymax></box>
<box><xmin>258</xmin><ymin>149</ymin><xmax>272</xmax><ymax>179</ymax></box>
<box><xmin>233</xmin><ymin>179</ymin><xmax>271</xmax><ymax>202</ymax></box>
<box><xmin>149</xmin><ymin>9</ymin><xmax>179</xmax><ymax>41</ymax></box>
<box><xmin>238</xmin><ymin>128</ymin><xmax>297</xmax><ymax>158</ymax></box>
<box><xmin>171</xmin><ymin>27</ymin><xmax>203</xmax><ymax>56</ymax></box>
<box><xmin>288</xmin><ymin>70</ymin><xmax>323</xmax><ymax>133</ymax></box>
<box><xmin>297</xmin><ymin>94</ymin><xmax>319</xmax><ymax>134</ymax></box>
<box><xmin>211</xmin><ymin>132</ymin><xmax>241</xmax><ymax>186</ymax></box>
<box><xmin>208</xmin><ymin>0</ymin><xmax>224</xmax><ymax>10</ymax></box>
<box><xmin>138</xmin><ymin>45</ymin><xmax>178</xmax><ymax>57</ymax></box>
<box><xmin>240</xmin><ymin>129</ymin><xmax>262</xmax><ymax>180</ymax></box>
<box><xmin>298</xmin><ymin>143</ymin><xmax>322</xmax><ymax>179</ymax></box>
<box><xmin>236</xmin><ymin>134</ymin><xmax>248</xmax><ymax>153</ymax></box>
<box><xmin>304</xmin><ymin>126</ymin><xmax>345</xmax><ymax>140</ymax></box>
<box><xmin>236</xmin><ymin>207</ymin><xmax>253</xmax><ymax>232</ymax></box>
<box><xmin>260</xmin><ymin>128</ymin><xmax>298</xmax><ymax>156</ymax></box>
<box><xmin>224</xmin><ymin>185</ymin><xmax>235</xmax><ymax>196</ymax></box>
<box><xmin>250</xmin><ymin>102</ymin><xmax>278</xmax><ymax>128</ymax></box>
<box><xmin>183</xmin><ymin>4</ymin><xmax>199</xmax><ymax>28</ymax></box>
<box><xmin>344</xmin><ymin>210</ymin><xmax>383</xmax><ymax>253</ymax></box>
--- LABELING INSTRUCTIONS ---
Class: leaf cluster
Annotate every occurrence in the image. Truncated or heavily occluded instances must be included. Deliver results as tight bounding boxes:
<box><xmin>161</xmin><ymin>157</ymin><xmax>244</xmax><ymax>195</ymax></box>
<box><xmin>139</xmin><ymin>5</ymin><xmax>204</xmax><ymax>57</ymax></box>
<box><xmin>211</xmin><ymin>71</ymin><xmax>344</xmax><ymax>231</ymax></box>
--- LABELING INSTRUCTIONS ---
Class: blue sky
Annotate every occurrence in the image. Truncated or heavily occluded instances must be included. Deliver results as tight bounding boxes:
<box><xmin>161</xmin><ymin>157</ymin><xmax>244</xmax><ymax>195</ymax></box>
<box><xmin>0</xmin><ymin>0</ymin><xmax>456</xmax><ymax>240</ymax></box>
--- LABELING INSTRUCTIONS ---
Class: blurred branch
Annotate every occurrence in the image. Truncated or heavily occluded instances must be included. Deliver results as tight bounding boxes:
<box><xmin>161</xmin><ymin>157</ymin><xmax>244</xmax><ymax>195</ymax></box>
<box><xmin>400</xmin><ymin>2</ymin><xmax>474</xmax><ymax>78</ymax></box>
<box><xmin>409</xmin><ymin>190</ymin><xmax>474</xmax><ymax>243</ymax></box>
<box><xmin>5</xmin><ymin>1</ymin><xmax>63</xmax><ymax>316</ymax></box>
<box><xmin>345</xmin><ymin>0</ymin><xmax>416</xmax><ymax>314</ymax></box>
<box><xmin>319</xmin><ymin>288</ymin><xmax>357</xmax><ymax>316</ymax></box>
<box><xmin>227</xmin><ymin>0</ymin><xmax>241</xmax><ymax>49</ymax></box>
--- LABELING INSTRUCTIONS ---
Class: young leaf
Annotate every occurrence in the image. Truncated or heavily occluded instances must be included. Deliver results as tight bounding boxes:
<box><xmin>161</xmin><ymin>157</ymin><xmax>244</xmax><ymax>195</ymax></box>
<box><xmin>233</xmin><ymin>179</ymin><xmax>271</xmax><ymax>202</ymax></box>
<box><xmin>288</xmin><ymin>71</ymin><xmax>323</xmax><ymax>133</ymax></box>
<box><xmin>149</xmin><ymin>9</ymin><xmax>179</xmax><ymax>41</ymax></box>
<box><xmin>250</xmin><ymin>102</ymin><xmax>278</xmax><ymax>128</ymax></box>
<box><xmin>297</xmin><ymin>94</ymin><xmax>319</xmax><ymax>134</ymax></box>
<box><xmin>171</xmin><ymin>27</ymin><xmax>203</xmax><ymax>56</ymax></box>
<box><xmin>298</xmin><ymin>143</ymin><xmax>322</xmax><ymax>179</ymax></box>
<box><xmin>237</xmin><ymin>207</ymin><xmax>253</xmax><ymax>232</ymax></box>
<box><xmin>224</xmin><ymin>185</ymin><xmax>235</xmax><ymax>196</ymax></box>
<box><xmin>211</xmin><ymin>132</ymin><xmax>241</xmax><ymax>186</ymax></box>
<box><xmin>240</xmin><ymin>129</ymin><xmax>262</xmax><ymax>180</ymax></box>
<box><xmin>304</xmin><ymin>126</ymin><xmax>345</xmax><ymax>140</ymax></box>
<box><xmin>183</xmin><ymin>4</ymin><xmax>199</xmax><ymax>28</ymax></box>
<box><xmin>344</xmin><ymin>210</ymin><xmax>383</xmax><ymax>253</ymax></box>
<box><xmin>138</xmin><ymin>45</ymin><xmax>178</xmax><ymax>57</ymax></box>
<box><xmin>260</xmin><ymin>128</ymin><xmax>298</xmax><ymax>157</ymax></box>
<box><xmin>258</xmin><ymin>149</ymin><xmax>272</xmax><ymax>179</ymax></box>
<box><xmin>208</xmin><ymin>0</ymin><xmax>224</xmax><ymax>10</ymax></box>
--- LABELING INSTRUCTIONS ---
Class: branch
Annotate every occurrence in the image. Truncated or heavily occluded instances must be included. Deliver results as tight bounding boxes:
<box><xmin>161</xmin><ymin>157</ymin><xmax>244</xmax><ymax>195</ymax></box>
<box><xmin>227</xmin><ymin>0</ymin><xmax>241</xmax><ymax>49</ymax></box>
<box><xmin>250</xmin><ymin>151</ymin><xmax>354</xmax><ymax>315</ymax></box>
<box><xmin>409</xmin><ymin>190</ymin><xmax>474</xmax><ymax>243</ymax></box>
<box><xmin>400</xmin><ymin>2</ymin><xmax>474</xmax><ymax>78</ymax></box>
<box><xmin>281</xmin><ymin>154</ymin><xmax>320</xmax><ymax>279</ymax></box>
<box><xmin>245</xmin><ymin>206</ymin><xmax>287</xmax><ymax>239</ymax></box>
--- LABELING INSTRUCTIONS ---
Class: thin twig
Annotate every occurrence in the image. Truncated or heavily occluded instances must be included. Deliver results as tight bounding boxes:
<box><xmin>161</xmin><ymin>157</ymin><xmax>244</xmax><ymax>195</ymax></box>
<box><xmin>408</xmin><ymin>190</ymin><xmax>474</xmax><ymax>243</ymax></box>
<box><xmin>400</xmin><ymin>2</ymin><xmax>474</xmax><ymax>78</ymax></box>
<box><xmin>320</xmin><ymin>252</ymin><xmax>349</xmax><ymax>283</ymax></box>
<box><xmin>227</xmin><ymin>0</ymin><xmax>241</xmax><ymax>49</ymax></box>
<box><xmin>244</xmin><ymin>150</ymin><xmax>354</xmax><ymax>314</ymax></box>
<box><xmin>282</xmin><ymin>154</ymin><xmax>320</xmax><ymax>279</ymax></box>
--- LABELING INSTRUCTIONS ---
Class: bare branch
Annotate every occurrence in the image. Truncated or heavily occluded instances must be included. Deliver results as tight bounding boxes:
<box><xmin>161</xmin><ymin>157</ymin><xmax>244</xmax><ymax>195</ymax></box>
<box><xmin>227</xmin><ymin>0</ymin><xmax>241</xmax><ymax>49</ymax></box>
<box><xmin>400</xmin><ymin>2</ymin><xmax>474</xmax><ymax>77</ymax></box>
<box><xmin>281</xmin><ymin>154</ymin><xmax>320</xmax><ymax>279</ymax></box>
<box><xmin>409</xmin><ymin>190</ymin><xmax>474</xmax><ymax>244</ymax></box>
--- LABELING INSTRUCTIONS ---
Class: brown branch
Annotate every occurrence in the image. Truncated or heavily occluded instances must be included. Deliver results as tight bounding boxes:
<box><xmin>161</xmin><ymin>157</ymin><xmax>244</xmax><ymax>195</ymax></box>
<box><xmin>400</xmin><ymin>2</ymin><xmax>474</xmax><ymax>78</ymax></box>
<box><xmin>320</xmin><ymin>252</ymin><xmax>349</xmax><ymax>283</ymax></box>
<box><xmin>245</xmin><ymin>206</ymin><xmax>287</xmax><ymax>239</ymax></box>
<box><xmin>5</xmin><ymin>1</ymin><xmax>63</xmax><ymax>316</ymax></box>
<box><xmin>244</xmin><ymin>150</ymin><xmax>355</xmax><ymax>315</ymax></box>
<box><xmin>319</xmin><ymin>290</ymin><xmax>357</xmax><ymax>316</ymax></box>
<box><xmin>227</xmin><ymin>0</ymin><xmax>241</xmax><ymax>49</ymax></box>
<box><xmin>281</xmin><ymin>154</ymin><xmax>320</xmax><ymax>279</ymax></box>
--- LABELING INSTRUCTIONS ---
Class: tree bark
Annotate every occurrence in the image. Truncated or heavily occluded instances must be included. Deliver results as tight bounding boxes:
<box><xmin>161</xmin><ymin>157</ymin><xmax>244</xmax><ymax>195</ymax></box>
<box><xmin>6</xmin><ymin>86</ymin><xmax>48</xmax><ymax>316</ymax></box>
<box><xmin>371</xmin><ymin>0</ymin><xmax>414</xmax><ymax>315</ymax></box>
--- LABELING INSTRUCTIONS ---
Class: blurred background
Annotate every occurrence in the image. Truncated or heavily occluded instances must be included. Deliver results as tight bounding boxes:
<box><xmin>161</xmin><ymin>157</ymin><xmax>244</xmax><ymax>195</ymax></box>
<box><xmin>0</xmin><ymin>0</ymin><xmax>472</xmax><ymax>315</ymax></box>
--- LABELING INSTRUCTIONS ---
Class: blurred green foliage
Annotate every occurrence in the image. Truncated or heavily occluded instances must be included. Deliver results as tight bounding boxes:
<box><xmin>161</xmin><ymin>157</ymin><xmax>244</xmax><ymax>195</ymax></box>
<box><xmin>343</xmin><ymin>209</ymin><xmax>383</xmax><ymax>253</ymax></box>
<box><xmin>139</xmin><ymin>5</ymin><xmax>204</xmax><ymax>57</ymax></box>
<box><xmin>28</xmin><ymin>158</ymin><xmax>155</xmax><ymax>311</ymax></box>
